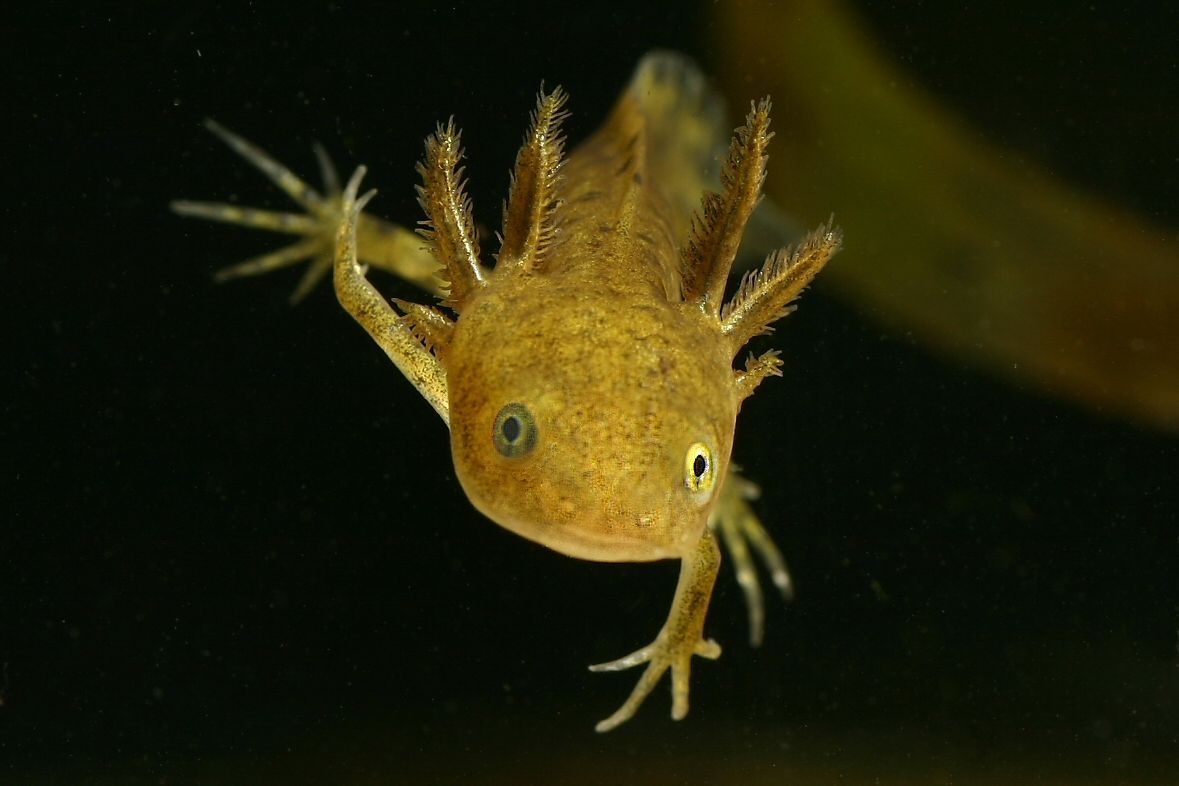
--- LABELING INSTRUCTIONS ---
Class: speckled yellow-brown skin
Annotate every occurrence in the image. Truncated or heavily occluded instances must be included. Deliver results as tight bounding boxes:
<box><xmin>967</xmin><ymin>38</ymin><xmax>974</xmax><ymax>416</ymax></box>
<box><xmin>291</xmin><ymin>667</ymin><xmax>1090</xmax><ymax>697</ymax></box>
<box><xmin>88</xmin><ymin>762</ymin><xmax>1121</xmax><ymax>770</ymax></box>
<box><xmin>174</xmin><ymin>51</ymin><xmax>839</xmax><ymax>732</ymax></box>
<box><xmin>448</xmin><ymin>271</ymin><xmax>738</xmax><ymax>562</ymax></box>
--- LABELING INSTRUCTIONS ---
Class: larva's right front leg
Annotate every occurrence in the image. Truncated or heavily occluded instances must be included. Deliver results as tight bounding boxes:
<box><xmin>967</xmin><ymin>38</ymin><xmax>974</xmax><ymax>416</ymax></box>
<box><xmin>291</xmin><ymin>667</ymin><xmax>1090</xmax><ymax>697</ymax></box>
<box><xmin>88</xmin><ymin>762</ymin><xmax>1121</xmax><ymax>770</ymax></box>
<box><xmin>333</xmin><ymin>168</ymin><xmax>450</xmax><ymax>425</ymax></box>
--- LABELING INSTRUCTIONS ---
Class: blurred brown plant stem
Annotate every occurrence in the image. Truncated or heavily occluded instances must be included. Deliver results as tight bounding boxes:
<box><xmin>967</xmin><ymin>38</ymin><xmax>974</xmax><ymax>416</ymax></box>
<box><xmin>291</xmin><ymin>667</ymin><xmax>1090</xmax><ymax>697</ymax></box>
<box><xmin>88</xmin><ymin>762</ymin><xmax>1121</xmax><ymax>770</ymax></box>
<box><xmin>714</xmin><ymin>0</ymin><xmax>1179</xmax><ymax>432</ymax></box>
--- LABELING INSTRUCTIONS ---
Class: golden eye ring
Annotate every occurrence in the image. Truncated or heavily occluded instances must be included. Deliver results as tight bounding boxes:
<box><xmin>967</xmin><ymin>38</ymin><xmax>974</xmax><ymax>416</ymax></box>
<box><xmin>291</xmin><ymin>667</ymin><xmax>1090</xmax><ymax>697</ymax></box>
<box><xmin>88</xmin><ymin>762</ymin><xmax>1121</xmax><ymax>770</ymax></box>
<box><xmin>493</xmin><ymin>403</ymin><xmax>538</xmax><ymax>458</ymax></box>
<box><xmin>684</xmin><ymin>441</ymin><xmax>716</xmax><ymax>495</ymax></box>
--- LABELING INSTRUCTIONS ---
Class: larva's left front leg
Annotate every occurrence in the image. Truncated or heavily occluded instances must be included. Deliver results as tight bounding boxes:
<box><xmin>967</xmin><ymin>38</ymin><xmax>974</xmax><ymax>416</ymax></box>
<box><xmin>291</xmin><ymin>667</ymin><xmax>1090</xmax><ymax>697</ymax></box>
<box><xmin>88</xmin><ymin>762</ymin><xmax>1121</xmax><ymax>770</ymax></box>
<box><xmin>590</xmin><ymin>528</ymin><xmax>723</xmax><ymax>732</ymax></box>
<box><xmin>710</xmin><ymin>468</ymin><xmax>794</xmax><ymax>647</ymax></box>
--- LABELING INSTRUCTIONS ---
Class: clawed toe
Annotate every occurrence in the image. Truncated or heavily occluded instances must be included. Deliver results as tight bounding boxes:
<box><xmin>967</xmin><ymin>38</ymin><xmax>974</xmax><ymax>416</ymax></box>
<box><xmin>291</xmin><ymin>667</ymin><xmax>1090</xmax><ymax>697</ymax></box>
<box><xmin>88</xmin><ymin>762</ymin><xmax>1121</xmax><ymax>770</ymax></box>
<box><xmin>590</xmin><ymin>633</ymin><xmax>722</xmax><ymax>733</ymax></box>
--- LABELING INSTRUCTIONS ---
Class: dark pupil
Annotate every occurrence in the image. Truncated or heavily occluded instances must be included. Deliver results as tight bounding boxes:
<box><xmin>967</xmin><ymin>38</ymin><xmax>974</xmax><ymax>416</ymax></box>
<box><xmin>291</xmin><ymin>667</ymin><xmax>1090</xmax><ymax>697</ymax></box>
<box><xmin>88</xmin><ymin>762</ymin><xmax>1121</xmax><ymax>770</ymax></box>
<box><xmin>693</xmin><ymin>453</ymin><xmax>708</xmax><ymax>478</ymax></box>
<box><xmin>501</xmin><ymin>415</ymin><xmax>522</xmax><ymax>443</ymax></box>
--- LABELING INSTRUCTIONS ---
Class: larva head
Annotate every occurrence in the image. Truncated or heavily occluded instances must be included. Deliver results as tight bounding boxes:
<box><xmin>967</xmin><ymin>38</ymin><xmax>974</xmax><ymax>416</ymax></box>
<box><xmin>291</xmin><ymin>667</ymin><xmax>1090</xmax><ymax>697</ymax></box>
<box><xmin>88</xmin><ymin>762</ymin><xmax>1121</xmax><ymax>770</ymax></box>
<box><xmin>443</xmin><ymin>274</ymin><xmax>738</xmax><ymax>562</ymax></box>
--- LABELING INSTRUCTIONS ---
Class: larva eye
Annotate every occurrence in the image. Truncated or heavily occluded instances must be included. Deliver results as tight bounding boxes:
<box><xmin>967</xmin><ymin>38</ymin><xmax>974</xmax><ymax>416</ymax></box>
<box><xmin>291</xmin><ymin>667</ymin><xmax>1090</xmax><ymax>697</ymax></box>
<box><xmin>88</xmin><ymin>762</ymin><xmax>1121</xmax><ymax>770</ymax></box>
<box><xmin>493</xmin><ymin>403</ymin><xmax>538</xmax><ymax>458</ymax></box>
<box><xmin>684</xmin><ymin>441</ymin><xmax>716</xmax><ymax>497</ymax></box>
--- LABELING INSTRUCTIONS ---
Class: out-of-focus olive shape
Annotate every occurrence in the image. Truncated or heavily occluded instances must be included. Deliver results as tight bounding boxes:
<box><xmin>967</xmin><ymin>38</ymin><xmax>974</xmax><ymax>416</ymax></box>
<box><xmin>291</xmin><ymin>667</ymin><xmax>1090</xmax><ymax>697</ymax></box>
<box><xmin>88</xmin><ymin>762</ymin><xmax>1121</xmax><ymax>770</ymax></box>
<box><xmin>715</xmin><ymin>0</ymin><xmax>1179</xmax><ymax>432</ymax></box>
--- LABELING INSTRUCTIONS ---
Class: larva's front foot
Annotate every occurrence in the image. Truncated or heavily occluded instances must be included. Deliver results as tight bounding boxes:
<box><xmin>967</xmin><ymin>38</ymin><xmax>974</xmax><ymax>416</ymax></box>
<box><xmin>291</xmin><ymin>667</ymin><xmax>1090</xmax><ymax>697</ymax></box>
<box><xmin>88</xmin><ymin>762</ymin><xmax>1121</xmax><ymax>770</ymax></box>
<box><xmin>589</xmin><ymin>529</ymin><xmax>723</xmax><ymax>733</ymax></box>
<box><xmin>171</xmin><ymin>120</ymin><xmax>353</xmax><ymax>303</ymax></box>
<box><xmin>590</xmin><ymin>630</ymin><xmax>721</xmax><ymax>732</ymax></box>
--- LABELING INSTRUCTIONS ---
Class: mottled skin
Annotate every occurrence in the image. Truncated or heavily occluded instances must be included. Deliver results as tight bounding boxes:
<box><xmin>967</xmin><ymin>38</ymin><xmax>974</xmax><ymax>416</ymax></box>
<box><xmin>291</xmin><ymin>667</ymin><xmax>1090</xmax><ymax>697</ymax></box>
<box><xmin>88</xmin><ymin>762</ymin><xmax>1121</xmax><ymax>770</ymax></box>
<box><xmin>174</xmin><ymin>52</ymin><xmax>840</xmax><ymax>731</ymax></box>
<box><xmin>449</xmin><ymin>275</ymin><xmax>737</xmax><ymax>562</ymax></box>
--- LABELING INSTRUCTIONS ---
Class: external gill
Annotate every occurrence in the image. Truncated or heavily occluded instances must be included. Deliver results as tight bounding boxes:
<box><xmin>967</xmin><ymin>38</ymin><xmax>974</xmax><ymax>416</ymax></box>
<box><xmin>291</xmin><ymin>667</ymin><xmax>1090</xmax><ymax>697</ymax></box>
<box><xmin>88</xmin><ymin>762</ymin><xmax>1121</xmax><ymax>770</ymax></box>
<box><xmin>677</xmin><ymin>98</ymin><xmax>841</xmax><ymax>376</ymax></box>
<box><xmin>681</xmin><ymin>99</ymin><xmax>773</xmax><ymax>313</ymax></box>
<box><xmin>415</xmin><ymin>120</ymin><xmax>487</xmax><ymax>311</ymax></box>
<box><xmin>720</xmin><ymin>219</ymin><xmax>842</xmax><ymax>355</ymax></box>
<box><xmin>394</xmin><ymin>299</ymin><xmax>455</xmax><ymax>355</ymax></box>
<box><xmin>499</xmin><ymin>87</ymin><xmax>570</xmax><ymax>273</ymax></box>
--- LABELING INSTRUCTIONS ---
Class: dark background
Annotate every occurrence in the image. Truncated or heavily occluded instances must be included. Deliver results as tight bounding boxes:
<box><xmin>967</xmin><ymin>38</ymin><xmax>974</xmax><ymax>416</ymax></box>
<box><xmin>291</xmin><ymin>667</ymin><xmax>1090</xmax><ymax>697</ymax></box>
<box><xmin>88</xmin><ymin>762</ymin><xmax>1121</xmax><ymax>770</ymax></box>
<box><xmin>5</xmin><ymin>1</ymin><xmax>1178</xmax><ymax>783</ymax></box>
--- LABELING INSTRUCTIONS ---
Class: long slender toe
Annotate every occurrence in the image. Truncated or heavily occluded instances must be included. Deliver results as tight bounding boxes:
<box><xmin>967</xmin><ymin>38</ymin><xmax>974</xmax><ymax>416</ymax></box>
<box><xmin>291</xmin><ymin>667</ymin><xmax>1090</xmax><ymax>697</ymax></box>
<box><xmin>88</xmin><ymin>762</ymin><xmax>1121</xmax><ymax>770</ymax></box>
<box><xmin>588</xmin><ymin>644</ymin><xmax>653</xmax><ymax>673</ymax></box>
